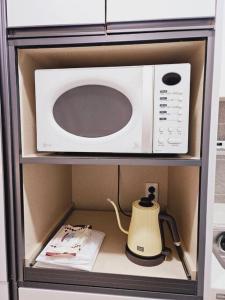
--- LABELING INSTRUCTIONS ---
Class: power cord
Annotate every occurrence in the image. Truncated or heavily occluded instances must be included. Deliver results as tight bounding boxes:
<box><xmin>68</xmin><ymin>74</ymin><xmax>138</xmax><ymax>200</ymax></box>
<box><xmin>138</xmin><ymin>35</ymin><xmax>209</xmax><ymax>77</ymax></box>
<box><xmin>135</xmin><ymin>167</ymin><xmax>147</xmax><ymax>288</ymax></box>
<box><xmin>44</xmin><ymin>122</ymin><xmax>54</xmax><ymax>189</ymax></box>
<box><xmin>117</xmin><ymin>165</ymin><xmax>131</xmax><ymax>217</ymax></box>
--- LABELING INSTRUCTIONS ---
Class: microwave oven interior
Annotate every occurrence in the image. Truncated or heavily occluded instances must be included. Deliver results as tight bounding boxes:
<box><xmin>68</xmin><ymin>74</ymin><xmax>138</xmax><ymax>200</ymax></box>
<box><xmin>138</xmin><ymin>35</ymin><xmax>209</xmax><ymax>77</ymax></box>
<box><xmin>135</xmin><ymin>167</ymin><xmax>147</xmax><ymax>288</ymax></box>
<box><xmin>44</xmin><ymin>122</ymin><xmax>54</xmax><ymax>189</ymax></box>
<box><xmin>18</xmin><ymin>40</ymin><xmax>205</xmax><ymax>159</ymax></box>
<box><xmin>23</xmin><ymin>163</ymin><xmax>199</xmax><ymax>282</ymax></box>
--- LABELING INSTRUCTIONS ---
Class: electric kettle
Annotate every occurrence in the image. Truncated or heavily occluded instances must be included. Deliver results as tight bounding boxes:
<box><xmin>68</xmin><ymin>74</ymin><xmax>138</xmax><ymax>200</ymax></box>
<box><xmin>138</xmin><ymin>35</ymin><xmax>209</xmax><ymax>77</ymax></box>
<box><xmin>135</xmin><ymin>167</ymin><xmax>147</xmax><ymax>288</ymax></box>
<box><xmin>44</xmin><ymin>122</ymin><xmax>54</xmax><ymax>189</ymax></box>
<box><xmin>107</xmin><ymin>187</ymin><xmax>181</xmax><ymax>266</ymax></box>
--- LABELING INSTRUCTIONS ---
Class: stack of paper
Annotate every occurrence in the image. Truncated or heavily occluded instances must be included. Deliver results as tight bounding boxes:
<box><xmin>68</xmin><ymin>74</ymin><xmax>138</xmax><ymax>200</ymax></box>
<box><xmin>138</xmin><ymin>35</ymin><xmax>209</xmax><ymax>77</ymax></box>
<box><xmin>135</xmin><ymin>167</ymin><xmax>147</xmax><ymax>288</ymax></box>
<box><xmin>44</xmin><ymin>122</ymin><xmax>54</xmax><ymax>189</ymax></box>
<box><xmin>36</xmin><ymin>224</ymin><xmax>105</xmax><ymax>271</ymax></box>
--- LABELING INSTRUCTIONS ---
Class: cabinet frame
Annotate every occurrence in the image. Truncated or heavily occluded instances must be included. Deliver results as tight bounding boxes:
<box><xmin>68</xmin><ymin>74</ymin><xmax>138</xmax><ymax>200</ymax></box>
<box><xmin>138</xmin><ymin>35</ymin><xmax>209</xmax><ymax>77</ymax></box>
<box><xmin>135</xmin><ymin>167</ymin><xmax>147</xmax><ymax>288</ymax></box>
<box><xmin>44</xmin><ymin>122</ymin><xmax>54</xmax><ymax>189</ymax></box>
<box><xmin>1</xmin><ymin>23</ymin><xmax>215</xmax><ymax>300</ymax></box>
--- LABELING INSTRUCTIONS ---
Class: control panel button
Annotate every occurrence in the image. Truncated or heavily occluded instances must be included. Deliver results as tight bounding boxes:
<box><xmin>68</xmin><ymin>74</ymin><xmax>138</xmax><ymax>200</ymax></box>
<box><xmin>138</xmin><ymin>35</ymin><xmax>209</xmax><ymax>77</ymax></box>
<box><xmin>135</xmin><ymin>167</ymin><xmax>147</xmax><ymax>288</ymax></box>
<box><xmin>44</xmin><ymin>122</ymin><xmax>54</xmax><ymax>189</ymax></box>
<box><xmin>168</xmin><ymin>138</ymin><xmax>182</xmax><ymax>144</ymax></box>
<box><xmin>159</xmin><ymin>128</ymin><xmax>164</xmax><ymax>133</ymax></box>
<box><xmin>178</xmin><ymin>110</ymin><xmax>182</xmax><ymax>115</ymax></box>
<box><xmin>159</xmin><ymin>111</ymin><xmax>167</xmax><ymax>114</ymax></box>
<box><xmin>160</xmin><ymin>104</ymin><xmax>167</xmax><ymax>107</ymax></box>
<box><xmin>178</xmin><ymin>118</ymin><xmax>182</xmax><ymax>122</ymax></box>
<box><xmin>158</xmin><ymin>139</ymin><xmax>164</xmax><ymax>145</ymax></box>
<box><xmin>177</xmin><ymin>127</ymin><xmax>182</xmax><ymax>133</ymax></box>
<box><xmin>162</xmin><ymin>72</ymin><xmax>181</xmax><ymax>86</ymax></box>
<box><xmin>172</xmin><ymin>91</ymin><xmax>183</xmax><ymax>95</ymax></box>
<box><xmin>168</xmin><ymin>127</ymin><xmax>173</xmax><ymax>133</ymax></box>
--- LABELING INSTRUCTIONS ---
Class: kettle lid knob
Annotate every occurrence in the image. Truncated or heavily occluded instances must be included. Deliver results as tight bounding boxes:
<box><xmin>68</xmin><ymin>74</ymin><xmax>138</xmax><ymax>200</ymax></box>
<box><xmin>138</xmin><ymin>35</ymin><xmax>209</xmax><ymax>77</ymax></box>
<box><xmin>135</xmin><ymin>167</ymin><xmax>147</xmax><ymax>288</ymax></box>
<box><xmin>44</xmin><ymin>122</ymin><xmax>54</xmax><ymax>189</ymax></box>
<box><xmin>139</xmin><ymin>193</ymin><xmax>155</xmax><ymax>207</ymax></box>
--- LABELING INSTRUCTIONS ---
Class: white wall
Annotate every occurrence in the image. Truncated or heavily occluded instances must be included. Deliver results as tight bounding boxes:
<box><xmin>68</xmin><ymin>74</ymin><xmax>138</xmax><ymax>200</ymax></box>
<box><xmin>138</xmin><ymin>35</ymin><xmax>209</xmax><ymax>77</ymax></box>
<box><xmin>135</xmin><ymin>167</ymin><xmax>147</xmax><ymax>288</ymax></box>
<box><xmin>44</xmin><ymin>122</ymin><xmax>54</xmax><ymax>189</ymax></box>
<box><xmin>220</xmin><ymin>9</ymin><xmax>225</xmax><ymax>98</ymax></box>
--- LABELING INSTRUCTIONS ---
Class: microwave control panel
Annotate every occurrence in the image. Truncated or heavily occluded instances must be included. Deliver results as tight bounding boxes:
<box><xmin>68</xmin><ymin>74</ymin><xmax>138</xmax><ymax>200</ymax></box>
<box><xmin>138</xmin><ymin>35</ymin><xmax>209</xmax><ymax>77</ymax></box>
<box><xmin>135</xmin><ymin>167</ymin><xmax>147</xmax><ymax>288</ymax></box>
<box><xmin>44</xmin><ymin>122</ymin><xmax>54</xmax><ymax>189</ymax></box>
<box><xmin>153</xmin><ymin>64</ymin><xmax>191</xmax><ymax>154</ymax></box>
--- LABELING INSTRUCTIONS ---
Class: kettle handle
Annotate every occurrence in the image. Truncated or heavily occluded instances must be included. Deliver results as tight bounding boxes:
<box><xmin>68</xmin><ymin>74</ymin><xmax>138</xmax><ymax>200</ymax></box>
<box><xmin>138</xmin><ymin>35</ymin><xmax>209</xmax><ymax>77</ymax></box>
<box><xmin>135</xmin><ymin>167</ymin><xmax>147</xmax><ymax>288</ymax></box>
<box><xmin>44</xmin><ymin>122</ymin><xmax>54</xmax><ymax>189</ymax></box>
<box><xmin>159</xmin><ymin>213</ymin><xmax>181</xmax><ymax>246</ymax></box>
<box><xmin>158</xmin><ymin>216</ymin><xmax>171</xmax><ymax>257</ymax></box>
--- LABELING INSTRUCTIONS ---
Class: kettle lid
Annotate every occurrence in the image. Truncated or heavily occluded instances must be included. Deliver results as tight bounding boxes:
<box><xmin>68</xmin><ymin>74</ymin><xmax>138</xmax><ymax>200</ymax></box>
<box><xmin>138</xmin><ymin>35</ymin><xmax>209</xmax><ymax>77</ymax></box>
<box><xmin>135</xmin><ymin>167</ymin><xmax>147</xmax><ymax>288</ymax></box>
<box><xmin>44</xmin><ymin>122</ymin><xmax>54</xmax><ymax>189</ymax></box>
<box><xmin>139</xmin><ymin>186</ymin><xmax>155</xmax><ymax>207</ymax></box>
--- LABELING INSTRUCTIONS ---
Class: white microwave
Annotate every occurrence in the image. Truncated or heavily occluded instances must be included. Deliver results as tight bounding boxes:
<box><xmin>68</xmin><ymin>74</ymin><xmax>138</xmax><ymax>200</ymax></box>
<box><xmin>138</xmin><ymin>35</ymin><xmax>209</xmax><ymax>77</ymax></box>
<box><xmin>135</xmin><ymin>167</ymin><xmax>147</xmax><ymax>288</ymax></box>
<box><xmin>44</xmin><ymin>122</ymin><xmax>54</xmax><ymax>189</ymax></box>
<box><xmin>35</xmin><ymin>63</ymin><xmax>190</xmax><ymax>154</ymax></box>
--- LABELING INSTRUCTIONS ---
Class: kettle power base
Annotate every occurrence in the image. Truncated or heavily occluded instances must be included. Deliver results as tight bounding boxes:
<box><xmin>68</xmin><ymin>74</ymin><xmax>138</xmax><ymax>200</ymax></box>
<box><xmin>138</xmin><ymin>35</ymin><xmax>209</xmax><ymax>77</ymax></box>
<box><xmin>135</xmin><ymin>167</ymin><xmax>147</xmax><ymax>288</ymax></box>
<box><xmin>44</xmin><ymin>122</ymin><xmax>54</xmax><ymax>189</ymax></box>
<box><xmin>125</xmin><ymin>245</ymin><xmax>167</xmax><ymax>267</ymax></box>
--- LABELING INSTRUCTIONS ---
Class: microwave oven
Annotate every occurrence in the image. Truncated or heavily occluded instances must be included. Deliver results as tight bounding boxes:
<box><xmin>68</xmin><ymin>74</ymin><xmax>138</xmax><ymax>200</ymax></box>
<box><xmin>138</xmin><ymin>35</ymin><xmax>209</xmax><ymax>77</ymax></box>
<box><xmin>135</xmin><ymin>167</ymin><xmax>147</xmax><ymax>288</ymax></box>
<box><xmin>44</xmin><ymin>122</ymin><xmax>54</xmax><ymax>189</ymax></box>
<box><xmin>35</xmin><ymin>63</ymin><xmax>191</xmax><ymax>154</ymax></box>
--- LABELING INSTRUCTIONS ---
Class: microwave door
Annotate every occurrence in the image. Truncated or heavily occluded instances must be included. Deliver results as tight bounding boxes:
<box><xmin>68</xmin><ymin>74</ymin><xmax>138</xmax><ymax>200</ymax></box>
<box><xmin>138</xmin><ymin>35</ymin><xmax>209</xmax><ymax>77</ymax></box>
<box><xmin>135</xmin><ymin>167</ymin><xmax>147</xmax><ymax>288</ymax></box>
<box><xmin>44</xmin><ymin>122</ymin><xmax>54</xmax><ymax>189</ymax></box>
<box><xmin>142</xmin><ymin>66</ymin><xmax>154</xmax><ymax>154</ymax></box>
<box><xmin>36</xmin><ymin>67</ymin><xmax>144</xmax><ymax>153</ymax></box>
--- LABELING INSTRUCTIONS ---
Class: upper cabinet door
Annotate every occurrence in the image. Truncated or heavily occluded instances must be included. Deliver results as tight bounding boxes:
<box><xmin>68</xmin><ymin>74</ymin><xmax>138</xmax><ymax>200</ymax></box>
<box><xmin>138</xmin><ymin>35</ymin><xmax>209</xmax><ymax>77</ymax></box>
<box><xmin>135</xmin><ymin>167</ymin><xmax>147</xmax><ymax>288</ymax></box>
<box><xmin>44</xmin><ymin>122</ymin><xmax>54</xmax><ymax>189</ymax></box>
<box><xmin>107</xmin><ymin>0</ymin><xmax>216</xmax><ymax>23</ymax></box>
<box><xmin>6</xmin><ymin>0</ymin><xmax>105</xmax><ymax>28</ymax></box>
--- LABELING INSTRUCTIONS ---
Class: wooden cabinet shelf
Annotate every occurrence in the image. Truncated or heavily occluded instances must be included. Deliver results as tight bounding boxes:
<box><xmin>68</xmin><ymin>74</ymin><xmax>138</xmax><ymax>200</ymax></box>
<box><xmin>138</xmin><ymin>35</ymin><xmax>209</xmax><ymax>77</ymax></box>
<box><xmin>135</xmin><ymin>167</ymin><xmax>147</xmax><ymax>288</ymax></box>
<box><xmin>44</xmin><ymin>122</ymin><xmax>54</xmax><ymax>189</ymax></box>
<box><xmin>20</xmin><ymin>154</ymin><xmax>202</xmax><ymax>166</ymax></box>
<box><xmin>24</xmin><ymin>210</ymin><xmax>197</xmax><ymax>295</ymax></box>
<box><xmin>32</xmin><ymin>210</ymin><xmax>188</xmax><ymax>279</ymax></box>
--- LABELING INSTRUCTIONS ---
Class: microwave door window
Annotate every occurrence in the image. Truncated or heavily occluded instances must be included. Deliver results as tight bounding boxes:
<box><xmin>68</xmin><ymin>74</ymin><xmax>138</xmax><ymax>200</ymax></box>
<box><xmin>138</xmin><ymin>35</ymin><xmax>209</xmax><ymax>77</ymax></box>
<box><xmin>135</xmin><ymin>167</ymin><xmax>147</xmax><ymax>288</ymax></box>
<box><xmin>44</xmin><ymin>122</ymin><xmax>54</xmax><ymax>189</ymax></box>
<box><xmin>53</xmin><ymin>85</ymin><xmax>133</xmax><ymax>138</ymax></box>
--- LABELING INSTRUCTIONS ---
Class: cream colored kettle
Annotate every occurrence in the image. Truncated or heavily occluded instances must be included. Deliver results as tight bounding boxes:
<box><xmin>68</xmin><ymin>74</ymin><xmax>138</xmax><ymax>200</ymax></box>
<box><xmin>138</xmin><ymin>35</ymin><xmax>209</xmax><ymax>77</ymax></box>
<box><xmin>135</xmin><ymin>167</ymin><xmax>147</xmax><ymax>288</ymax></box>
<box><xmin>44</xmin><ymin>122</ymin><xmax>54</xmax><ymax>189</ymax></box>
<box><xmin>107</xmin><ymin>188</ymin><xmax>181</xmax><ymax>266</ymax></box>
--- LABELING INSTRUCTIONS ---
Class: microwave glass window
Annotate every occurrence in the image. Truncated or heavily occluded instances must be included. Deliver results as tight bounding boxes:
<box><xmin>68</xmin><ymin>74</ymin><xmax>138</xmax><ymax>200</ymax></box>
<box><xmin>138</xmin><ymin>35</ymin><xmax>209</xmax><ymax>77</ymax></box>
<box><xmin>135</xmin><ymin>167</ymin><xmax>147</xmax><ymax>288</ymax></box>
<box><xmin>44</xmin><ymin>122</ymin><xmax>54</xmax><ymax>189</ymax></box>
<box><xmin>53</xmin><ymin>85</ymin><xmax>133</xmax><ymax>138</ymax></box>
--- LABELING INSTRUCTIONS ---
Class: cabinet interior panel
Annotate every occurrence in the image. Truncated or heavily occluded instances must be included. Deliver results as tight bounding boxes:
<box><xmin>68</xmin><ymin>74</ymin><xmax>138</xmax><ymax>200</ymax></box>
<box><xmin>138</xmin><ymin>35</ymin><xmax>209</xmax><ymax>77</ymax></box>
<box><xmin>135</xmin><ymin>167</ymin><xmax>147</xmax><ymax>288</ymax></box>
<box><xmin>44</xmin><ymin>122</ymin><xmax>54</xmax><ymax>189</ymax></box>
<box><xmin>23</xmin><ymin>164</ymin><xmax>73</xmax><ymax>261</ymax></box>
<box><xmin>72</xmin><ymin>165</ymin><xmax>168</xmax><ymax>210</ymax></box>
<box><xmin>18</xmin><ymin>40</ymin><xmax>205</xmax><ymax>159</ymax></box>
<box><xmin>19</xmin><ymin>54</ymin><xmax>37</xmax><ymax>157</ymax></box>
<box><xmin>72</xmin><ymin>165</ymin><xmax>118</xmax><ymax>210</ymax></box>
<box><xmin>167</xmin><ymin>166</ymin><xmax>199</xmax><ymax>278</ymax></box>
<box><xmin>188</xmin><ymin>44</ymin><xmax>205</xmax><ymax>158</ymax></box>
<box><xmin>118</xmin><ymin>166</ymin><xmax>168</xmax><ymax>211</ymax></box>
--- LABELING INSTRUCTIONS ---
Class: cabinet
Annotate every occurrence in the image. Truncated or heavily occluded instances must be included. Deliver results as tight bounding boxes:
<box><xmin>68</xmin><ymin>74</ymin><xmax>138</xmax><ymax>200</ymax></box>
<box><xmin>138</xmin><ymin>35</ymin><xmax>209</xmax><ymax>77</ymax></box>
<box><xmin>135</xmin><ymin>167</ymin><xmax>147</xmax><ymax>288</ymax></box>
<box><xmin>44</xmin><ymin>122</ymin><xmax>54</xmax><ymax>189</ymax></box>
<box><xmin>19</xmin><ymin>288</ymin><xmax>166</xmax><ymax>300</ymax></box>
<box><xmin>0</xmin><ymin>113</ymin><xmax>9</xmax><ymax>299</ymax></box>
<box><xmin>107</xmin><ymin>0</ymin><xmax>216</xmax><ymax>24</ymax></box>
<box><xmin>2</xmin><ymin>26</ymin><xmax>214</xmax><ymax>300</ymax></box>
<box><xmin>0</xmin><ymin>0</ymin><xmax>220</xmax><ymax>297</ymax></box>
<box><xmin>6</xmin><ymin>0</ymin><xmax>105</xmax><ymax>28</ymax></box>
<box><xmin>0</xmin><ymin>3</ymin><xmax>9</xmax><ymax>300</ymax></box>
<box><xmin>6</xmin><ymin>0</ymin><xmax>216</xmax><ymax>29</ymax></box>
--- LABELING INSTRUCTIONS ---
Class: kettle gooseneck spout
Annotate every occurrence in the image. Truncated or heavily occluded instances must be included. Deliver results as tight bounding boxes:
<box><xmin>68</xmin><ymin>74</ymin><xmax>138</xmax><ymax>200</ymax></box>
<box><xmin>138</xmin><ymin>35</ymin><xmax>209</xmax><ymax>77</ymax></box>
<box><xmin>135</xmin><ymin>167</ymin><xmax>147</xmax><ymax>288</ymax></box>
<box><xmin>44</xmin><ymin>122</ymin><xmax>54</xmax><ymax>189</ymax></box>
<box><xmin>107</xmin><ymin>198</ymin><xmax>129</xmax><ymax>235</ymax></box>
